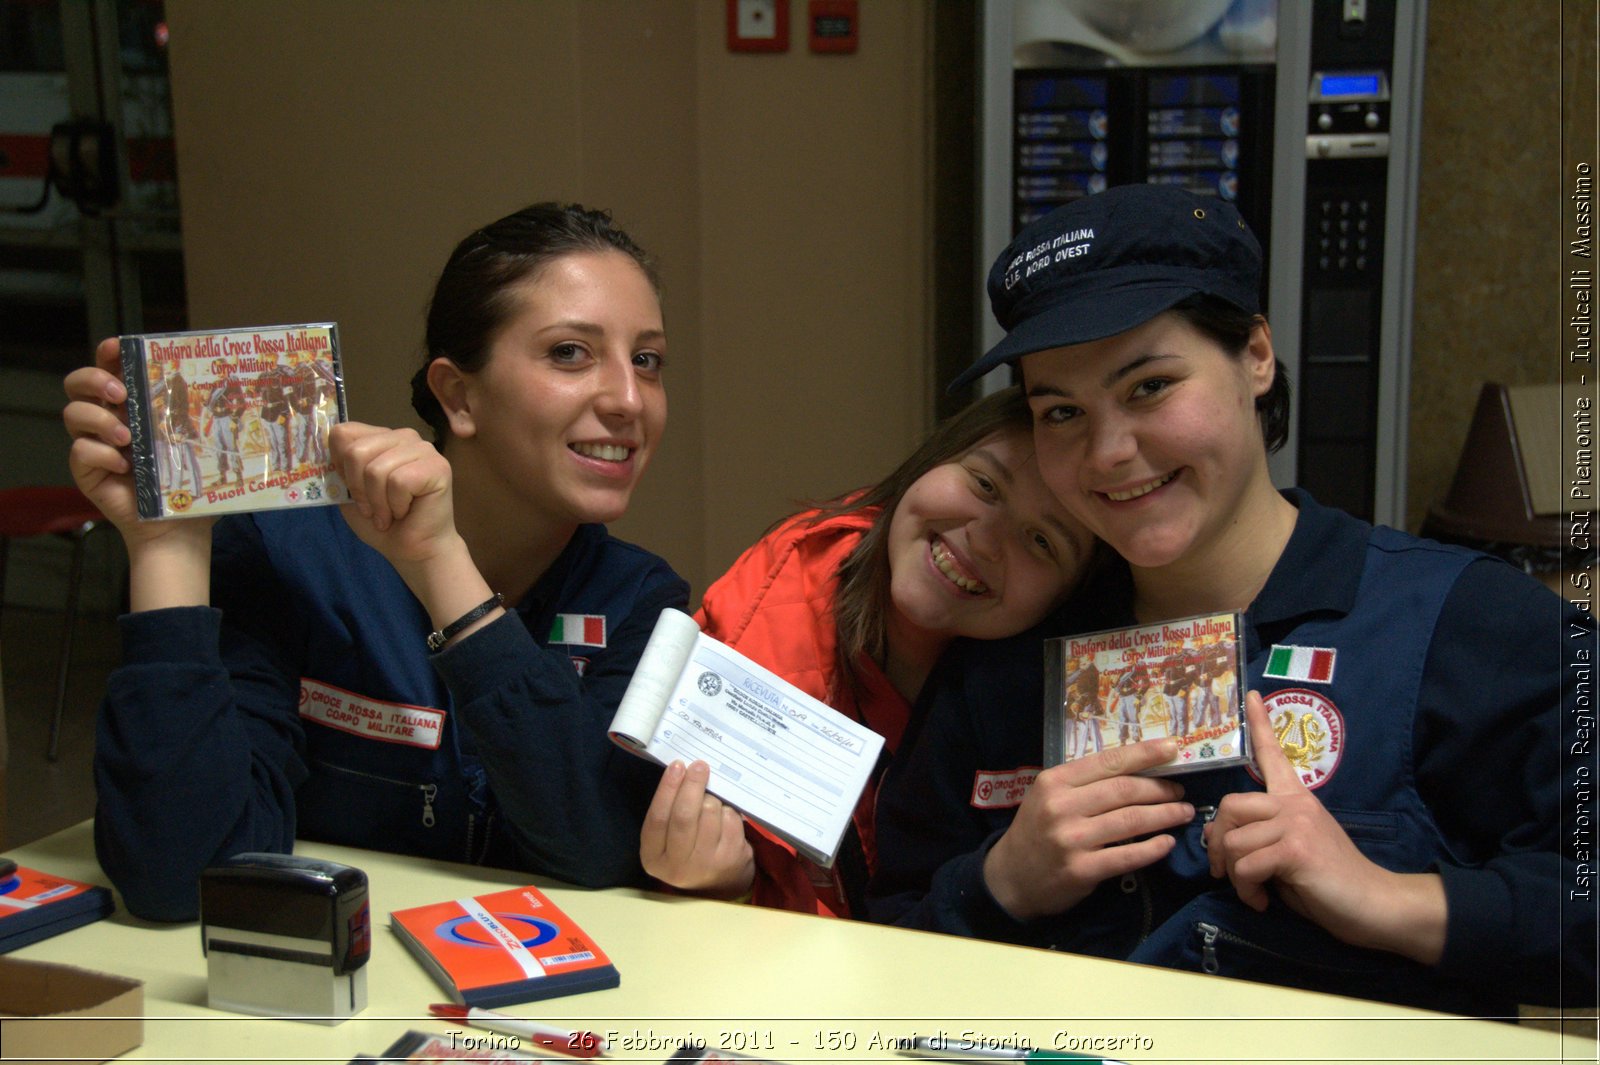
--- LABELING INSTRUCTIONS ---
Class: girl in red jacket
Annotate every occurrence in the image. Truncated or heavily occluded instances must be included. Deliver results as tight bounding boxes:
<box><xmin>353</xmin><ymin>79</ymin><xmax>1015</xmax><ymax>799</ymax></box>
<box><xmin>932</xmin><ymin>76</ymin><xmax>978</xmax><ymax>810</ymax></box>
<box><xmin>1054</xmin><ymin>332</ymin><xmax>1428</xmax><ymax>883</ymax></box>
<box><xmin>641</xmin><ymin>387</ymin><xmax>1098</xmax><ymax>916</ymax></box>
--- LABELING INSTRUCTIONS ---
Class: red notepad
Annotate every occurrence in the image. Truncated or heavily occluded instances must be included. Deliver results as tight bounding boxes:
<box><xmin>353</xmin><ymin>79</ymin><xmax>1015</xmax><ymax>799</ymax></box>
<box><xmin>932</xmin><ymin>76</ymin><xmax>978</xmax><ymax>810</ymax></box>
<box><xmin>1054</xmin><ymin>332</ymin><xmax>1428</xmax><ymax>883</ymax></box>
<box><xmin>389</xmin><ymin>885</ymin><xmax>618</xmax><ymax>1008</ymax></box>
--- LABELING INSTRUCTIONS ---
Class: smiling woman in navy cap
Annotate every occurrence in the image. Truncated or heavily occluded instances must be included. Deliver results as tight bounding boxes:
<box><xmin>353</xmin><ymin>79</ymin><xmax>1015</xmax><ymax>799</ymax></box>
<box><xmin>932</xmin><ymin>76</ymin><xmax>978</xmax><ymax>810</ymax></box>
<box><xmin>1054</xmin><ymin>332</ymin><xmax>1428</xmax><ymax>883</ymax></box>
<box><xmin>868</xmin><ymin>183</ymin><xmax>1593</xmax><ymax>1015</ymax></box>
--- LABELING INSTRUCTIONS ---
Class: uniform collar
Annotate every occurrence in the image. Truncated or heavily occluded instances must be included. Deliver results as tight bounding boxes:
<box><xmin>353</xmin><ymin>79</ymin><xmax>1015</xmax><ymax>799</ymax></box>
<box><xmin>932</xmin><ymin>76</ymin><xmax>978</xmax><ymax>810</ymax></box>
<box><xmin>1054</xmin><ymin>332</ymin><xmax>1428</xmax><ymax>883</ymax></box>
<box><xmin>517</xmin><ymin>523</ymin><xmax>603</xmax><ymax>616</ymax></box>
<box><xmin>1248</xmin><ymin>488</ymin><xmax>1370</xmax><ymax>627</ymax></box>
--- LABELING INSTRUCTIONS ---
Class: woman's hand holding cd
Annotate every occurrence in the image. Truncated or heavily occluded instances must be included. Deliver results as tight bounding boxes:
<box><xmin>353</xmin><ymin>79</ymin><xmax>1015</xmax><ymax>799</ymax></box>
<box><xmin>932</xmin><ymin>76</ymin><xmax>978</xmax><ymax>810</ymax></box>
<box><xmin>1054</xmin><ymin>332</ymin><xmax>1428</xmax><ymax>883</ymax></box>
<box><xmin>330</xmin><ymin>422</ymin><xmax>502</xmax><ymax>646</ymax></box>
<box><xmin>330</xmin><ymin>423</ymin><xmax>465</xmax><ymax>568</ymax></box>
<box><xmin>1205</xmin><ymin>693</ymin><xmax>1447</xmax><ymax>964</ymax></box>
<box><xmin>983</xmin><ymin>737</ymin><xmax>1192</xmax><ymax>920</ymax></box>
<box><xmin>64</xmin><ymin>337</ymin><xmax>215</xmax><ymax>608</ymax></box>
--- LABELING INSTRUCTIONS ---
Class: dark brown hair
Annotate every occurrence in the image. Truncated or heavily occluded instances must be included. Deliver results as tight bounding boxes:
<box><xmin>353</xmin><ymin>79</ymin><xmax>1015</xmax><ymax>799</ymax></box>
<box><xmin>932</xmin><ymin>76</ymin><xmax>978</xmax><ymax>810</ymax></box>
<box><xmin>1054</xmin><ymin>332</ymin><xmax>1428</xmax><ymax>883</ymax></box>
<box><xmin>410</xmin><ymin>202</ymin><xmax>659</xmax><ymax>444</ymax></box>
<box><xmin>802</xmin><ymin>386</ymin><xmax>1037</xmax><ymax>688</ymax></box>
<box><xmin>1168</xmin><ymin>294</ymin><xmax>1291</xmax><ymax>453</ymax></box>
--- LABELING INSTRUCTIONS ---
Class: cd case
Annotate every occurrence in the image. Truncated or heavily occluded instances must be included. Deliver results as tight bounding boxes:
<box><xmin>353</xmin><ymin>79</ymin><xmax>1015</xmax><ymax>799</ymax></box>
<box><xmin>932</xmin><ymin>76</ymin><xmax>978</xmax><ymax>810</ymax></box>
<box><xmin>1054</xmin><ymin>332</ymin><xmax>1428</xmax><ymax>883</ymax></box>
<box><xmin>1043</xmin><ymin>611</ymin><xmax>1250</xmax><ymax>777</ymax></box>
<box><xmin>119</xmin><ymin>323</ymin><xmax>349</xmax><ymax>520</ymax></box>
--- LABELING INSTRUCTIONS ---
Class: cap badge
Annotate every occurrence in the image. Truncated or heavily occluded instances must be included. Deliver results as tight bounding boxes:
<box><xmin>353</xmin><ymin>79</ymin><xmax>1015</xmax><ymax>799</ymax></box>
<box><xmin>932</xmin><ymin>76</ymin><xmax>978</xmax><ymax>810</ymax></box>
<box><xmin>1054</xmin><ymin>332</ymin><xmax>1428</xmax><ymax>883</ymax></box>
<box><xmin>1003</xmin><ymin>227</ymin><xmax>1097</xmax><ymax>291</ymax></box>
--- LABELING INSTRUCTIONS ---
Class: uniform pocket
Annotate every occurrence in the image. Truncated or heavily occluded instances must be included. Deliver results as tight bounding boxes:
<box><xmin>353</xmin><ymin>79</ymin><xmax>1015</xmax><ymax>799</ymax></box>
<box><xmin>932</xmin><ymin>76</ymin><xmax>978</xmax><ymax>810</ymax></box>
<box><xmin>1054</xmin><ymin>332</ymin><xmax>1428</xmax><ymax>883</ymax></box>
<box><xmin>299</xmin><ymin>758</ymin><xmax>449</xmax><ymax>860</ymax></box>
<box><xmin>1131</xmin><ymin>891</ymin><xmax>1453</xmax><ymax>1011</ymax></box>
<box><xmin>1325</xmin><ymin>806</ymin><xmax>1399</xmax><ymax>843</ymax></box>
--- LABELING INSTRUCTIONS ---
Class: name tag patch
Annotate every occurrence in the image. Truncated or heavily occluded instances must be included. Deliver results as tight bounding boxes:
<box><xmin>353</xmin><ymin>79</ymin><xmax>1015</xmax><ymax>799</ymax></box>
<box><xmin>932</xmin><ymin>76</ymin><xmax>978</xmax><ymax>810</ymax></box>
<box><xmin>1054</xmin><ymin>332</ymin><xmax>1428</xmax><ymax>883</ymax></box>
<box><xmin>970</xmin><ymin>767</ymin><xmax>1039</xmax><ymax>810</ymax></box>
<box><xmin>299</xmin><ymin>677</ymin><xmax>445</xmax><ymax>750</ymax></box>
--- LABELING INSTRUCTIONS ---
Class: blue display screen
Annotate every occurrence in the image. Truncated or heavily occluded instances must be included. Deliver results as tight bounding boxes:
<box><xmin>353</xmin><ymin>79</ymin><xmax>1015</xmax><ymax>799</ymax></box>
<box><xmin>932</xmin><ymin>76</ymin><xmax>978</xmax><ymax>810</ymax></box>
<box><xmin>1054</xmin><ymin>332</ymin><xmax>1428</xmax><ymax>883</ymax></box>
<box><xmin>1320</xmin><ymin>73</ymin><xmax>1382</xmax><ymax>98</ymax></box>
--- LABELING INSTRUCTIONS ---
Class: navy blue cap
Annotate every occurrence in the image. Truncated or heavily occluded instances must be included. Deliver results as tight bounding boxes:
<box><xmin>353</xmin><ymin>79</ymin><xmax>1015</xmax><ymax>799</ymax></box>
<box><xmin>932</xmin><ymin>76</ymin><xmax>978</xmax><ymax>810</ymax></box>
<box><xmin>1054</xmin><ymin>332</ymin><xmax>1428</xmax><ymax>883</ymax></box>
<box><xmin>952</xmin><ymin>184</ymin><xmax>1263</xmax><ymax>391</ymax></box>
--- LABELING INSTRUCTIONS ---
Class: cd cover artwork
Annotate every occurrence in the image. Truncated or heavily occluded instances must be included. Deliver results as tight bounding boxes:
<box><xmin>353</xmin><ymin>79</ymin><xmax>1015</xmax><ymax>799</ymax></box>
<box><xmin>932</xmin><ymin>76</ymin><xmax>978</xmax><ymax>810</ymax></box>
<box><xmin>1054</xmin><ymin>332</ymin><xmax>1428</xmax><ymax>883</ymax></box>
<box><xmin>120</xmin><ymin>323</ymin><xmax>349</xmax><ymax>520</ymax></box>
<box><xmin>1043</xmin><ymin>611</ymin><xmax>1251</xmax><ymax>777</ymax></box>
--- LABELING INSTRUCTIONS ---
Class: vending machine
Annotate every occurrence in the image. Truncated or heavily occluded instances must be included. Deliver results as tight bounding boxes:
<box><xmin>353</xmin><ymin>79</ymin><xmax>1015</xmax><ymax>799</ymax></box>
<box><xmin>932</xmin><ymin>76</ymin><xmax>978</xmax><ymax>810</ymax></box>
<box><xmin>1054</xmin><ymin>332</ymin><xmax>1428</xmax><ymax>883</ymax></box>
<box><xmin>979</xmin><ymin>0</ymin><xmax>1427</xmax><ymax>527</ymax></box>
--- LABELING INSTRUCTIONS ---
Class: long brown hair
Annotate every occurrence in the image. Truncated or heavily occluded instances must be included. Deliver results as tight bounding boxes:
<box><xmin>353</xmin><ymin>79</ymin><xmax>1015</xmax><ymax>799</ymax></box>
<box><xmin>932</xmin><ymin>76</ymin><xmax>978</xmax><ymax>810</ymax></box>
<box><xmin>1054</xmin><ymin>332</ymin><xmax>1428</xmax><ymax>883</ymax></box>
<box><xmin>804</xmin><ymin>386</ymin><xmax>1035</xmax><ymax>688</ymax></box>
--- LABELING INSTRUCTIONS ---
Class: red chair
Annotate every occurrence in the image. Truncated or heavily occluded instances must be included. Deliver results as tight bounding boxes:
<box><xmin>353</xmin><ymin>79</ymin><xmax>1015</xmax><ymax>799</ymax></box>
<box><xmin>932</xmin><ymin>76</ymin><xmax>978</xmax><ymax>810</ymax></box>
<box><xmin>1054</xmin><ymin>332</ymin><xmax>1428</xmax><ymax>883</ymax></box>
<box><xmin>0</xmin><ymin>486</ymin><xmax>107</xmax><ymax>761</ymax></box>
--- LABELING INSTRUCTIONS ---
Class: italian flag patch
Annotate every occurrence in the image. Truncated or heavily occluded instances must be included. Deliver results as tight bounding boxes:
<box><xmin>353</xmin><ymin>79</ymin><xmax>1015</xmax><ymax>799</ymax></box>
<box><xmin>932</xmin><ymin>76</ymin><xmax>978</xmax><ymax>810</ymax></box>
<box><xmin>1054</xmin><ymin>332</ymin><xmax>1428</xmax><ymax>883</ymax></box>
<box><xmin>549</xmin><ymin>613</ymin><xmax>607</xmax><ymax>648</ymax></box>
<box><xmin>1263</xmin><ymin>644</ymin><xmax>1336</xmax><ymax>684</ymax></box>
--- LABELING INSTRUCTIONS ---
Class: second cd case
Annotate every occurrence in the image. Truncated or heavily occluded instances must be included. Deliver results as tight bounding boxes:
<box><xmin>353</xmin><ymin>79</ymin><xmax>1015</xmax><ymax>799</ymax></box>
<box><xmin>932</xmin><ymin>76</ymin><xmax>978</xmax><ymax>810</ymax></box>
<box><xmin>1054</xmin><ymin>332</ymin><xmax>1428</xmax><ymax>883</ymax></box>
<box><xmin>120</xmin><ymin>323</ymin><xmax>349</xmax><ymax>520</ymax></box>
<box><xmin>1043</xmin><ymin>611</ymin><xmax>1251</xmax><ymax>777</ymax></box>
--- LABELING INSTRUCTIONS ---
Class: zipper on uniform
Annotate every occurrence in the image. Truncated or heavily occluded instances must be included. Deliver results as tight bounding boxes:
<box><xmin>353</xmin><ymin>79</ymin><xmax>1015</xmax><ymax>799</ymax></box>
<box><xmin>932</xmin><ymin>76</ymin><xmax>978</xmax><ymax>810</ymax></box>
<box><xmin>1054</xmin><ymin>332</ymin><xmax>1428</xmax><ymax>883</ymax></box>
<box><xmin>312</xmin><ymin>759</ymin><xmax>438</xmax><ymax>828</ymax></box>
<box><xmin>468</xmin><ymin>810</ymin><xmax>496</xmax><ymax>864</ymax></box>
<box><xmin>1194</xmin><ymin>805</ymin><xmax>1218</xmax><ymax>849</ymax></box>
<box><xmin>1198</xmin><ymin>921</ymin><xmax>1222</xmax><ymax>973</ymax></box>
<box><xmin>1194</xmin><ymin>920</ymin><xmax>1363</xmax><ymax>976</ymax></box>
<box><xmin>1120</xmin><ymin>873</ymin><xmax>1155</xmax><ymax>941</ymax></box>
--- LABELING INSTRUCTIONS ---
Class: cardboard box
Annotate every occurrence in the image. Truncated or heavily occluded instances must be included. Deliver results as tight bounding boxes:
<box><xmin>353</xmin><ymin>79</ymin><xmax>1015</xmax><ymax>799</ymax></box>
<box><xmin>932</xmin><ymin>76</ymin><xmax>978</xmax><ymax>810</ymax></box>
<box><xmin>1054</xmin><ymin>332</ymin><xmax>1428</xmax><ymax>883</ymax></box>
<box><xmin>0</xmin><ymin>956</ymin><xmax>143</xmax><ymax>1065</ymax></box>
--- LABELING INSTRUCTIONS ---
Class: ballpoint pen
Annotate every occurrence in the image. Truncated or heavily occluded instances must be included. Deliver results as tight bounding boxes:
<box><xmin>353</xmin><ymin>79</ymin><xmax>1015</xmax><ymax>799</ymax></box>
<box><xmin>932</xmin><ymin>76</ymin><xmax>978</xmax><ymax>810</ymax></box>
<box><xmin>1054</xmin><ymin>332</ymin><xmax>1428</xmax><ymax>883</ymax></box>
<box><xmin>896</xmin><ymin>1035</ymin><xmax>1131</xmax><ymax>1064</ymax></box>
<box><xmin>428</xmin><ymin>1003</ymin><xmax>608</xmax><ymax>1058</ymax></box>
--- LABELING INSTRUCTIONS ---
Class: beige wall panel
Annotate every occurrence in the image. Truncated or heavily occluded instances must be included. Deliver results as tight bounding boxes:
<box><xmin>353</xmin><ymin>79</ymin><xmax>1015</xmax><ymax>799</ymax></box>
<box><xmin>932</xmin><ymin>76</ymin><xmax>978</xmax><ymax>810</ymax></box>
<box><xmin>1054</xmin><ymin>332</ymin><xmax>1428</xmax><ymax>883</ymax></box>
<box><xmin>164</xmin><ymin>1</ymin><xmax>711</xmax><ymax>588</ymax></box>
<box><xmin>1408</xmin><ymin>2</ymin><xmax>1561</xmax><ymax>532</ymax></box>
<box><xmin>692</xmin><ymin>2</ymin><xmax>931</xmax><ymax>582</ymax></box>
<box><xmin>568</xmin><ymin>3</ymin><xmax>706</xmax><ymax>589</ymax></box>
<box><xmin>162</xmin><ymin>1</ymin><xmax>932</xmax><ymax>601</ymax></box>
<box><xmin>165</xmin><ymin>1</ymin><xmax>586</xmax><ymax>431</ymax></box>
